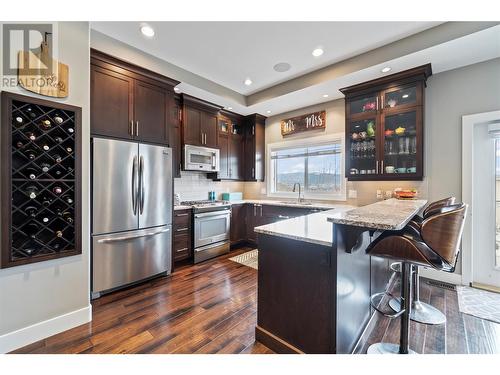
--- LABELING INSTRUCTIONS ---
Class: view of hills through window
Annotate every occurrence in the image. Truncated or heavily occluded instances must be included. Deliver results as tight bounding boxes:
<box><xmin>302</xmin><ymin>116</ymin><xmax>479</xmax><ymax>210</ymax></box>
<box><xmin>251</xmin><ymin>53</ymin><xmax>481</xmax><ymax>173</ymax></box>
<box><xmin>271</xmin><ymin>143</ymin><xmax>342</xmax><ymax>194</ymax></box>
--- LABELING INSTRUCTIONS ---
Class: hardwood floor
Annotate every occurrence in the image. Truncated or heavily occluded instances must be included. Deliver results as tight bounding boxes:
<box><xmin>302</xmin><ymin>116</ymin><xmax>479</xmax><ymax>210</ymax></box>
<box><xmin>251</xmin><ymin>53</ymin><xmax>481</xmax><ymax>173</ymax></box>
<box><xmin>12</xmin><ymin>247</ymin><xmax>273</xmax><ymax>354</ymax></box>
<box><xmin>12</xmin><ymin>248</ymin><xmax>500</xmax><ymax>354</ymax></box>
<box><xmin>359</xmin><ymin>279</ymin><xmax>500</xmax><ymax>354</ymax></box>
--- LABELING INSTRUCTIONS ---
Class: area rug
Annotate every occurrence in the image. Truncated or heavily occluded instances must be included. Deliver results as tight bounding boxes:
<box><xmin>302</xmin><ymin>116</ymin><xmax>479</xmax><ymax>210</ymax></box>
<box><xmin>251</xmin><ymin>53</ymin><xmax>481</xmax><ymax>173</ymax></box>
<box><xmin>456</xmin><ymin>285</ymin><xmax>500</xmax><ymax>324</ymax></box>
<box><xmin>229</xmin><ymin>249</ymin><xmax>258</xmax><ymax>270</ymax></box>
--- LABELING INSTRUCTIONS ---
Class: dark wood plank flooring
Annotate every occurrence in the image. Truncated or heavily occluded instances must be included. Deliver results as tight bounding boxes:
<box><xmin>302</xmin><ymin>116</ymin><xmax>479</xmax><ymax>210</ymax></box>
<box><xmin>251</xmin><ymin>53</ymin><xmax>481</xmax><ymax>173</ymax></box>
<box><xmin>12</xmin><ymin>248</ymin><xmax>500</xmax><ymax>354</ymax></box>
<box><xmin>359</xmin><ymin>279</ymin><xmax>500</xmax><ymax>354</ymax></box>
<box><xmin>12</xmin><ymin>247</ymin><xmax>273</xmax><ymax>354</ymax></box>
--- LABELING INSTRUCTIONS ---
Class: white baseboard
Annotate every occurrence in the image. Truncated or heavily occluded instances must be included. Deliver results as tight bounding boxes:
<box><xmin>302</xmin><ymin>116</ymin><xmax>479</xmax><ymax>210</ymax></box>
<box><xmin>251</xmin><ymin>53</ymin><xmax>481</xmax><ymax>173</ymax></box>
<box><xmin>420</xmin><ymin>268</ymin><xmax>463</xmax><ymax>285</ymax></box>
<box><xmin>0</xmin><ymin>304</ymin><xmax>92</xmax><ymax>353</ymax></box>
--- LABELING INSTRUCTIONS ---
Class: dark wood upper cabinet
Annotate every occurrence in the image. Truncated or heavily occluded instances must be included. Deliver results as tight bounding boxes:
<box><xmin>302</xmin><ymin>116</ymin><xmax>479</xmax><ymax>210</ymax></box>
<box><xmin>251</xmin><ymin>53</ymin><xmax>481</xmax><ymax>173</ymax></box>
<box><xmin>133</xmin><ymin>80</ymin><xmax>169</xmax><ymax>144</ymax></box>
<box><xmin>91</xmin><ymin>65</ymin><xmax>133</xmax><ymax>140</ymax></box>
<box><xmin>340</xmin><ymin>64</ymin><xmax>431</xmax><ymax>181</ymax></box>
<box><xmin>169</xmin><ymin>95</ymin><xmax>182</xmax><ymax>178</ymax></box>
<box><xmin>244</xmin><ymin>114</ymin><xmax>266</xmax><ymax>181</ymax></box>
<box><xmin>181</xmin><ymin>94</ymin><xmax>221</xmax><ymax>149</ymax></box>
<box><xmin>90</xmin><ymin>49</ymin><xmax>179</xmax><ymax>146</ymax></box>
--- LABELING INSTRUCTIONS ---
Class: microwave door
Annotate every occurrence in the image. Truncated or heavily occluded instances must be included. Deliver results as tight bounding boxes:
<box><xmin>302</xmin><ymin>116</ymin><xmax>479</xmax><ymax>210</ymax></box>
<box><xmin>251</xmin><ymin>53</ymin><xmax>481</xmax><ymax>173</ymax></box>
<box><xmin>92</xmin><ymin>138</ymin><xmax>139</xmax><ymax>235</ymax></box>
<box><xmin>138</xmin><ymin>144</ymin><xmax>173</xmax><ymax>229</ymax></box>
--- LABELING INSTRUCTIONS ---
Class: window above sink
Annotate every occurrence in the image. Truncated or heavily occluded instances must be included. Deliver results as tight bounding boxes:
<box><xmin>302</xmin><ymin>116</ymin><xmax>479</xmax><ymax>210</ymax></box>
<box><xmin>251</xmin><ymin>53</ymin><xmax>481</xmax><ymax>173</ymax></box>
<box><xmin>267</xmin><ymin>133</ymin><xmax>346</xmax><ymax>201</ymax></box>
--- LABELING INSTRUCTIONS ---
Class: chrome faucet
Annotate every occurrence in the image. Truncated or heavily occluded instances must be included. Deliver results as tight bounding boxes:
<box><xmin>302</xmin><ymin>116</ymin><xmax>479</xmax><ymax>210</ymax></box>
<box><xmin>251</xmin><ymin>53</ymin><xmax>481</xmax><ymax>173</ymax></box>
<box><xmin>292</xmin><ymin>182</ymin><xmax>302</xmax><ymax>203</ymax></box>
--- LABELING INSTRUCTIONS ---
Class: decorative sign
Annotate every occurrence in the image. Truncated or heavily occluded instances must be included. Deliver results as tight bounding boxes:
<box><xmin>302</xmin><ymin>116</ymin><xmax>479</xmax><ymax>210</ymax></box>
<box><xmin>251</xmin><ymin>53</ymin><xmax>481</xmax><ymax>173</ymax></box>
<box><xmin>280</xmin><ymin>110</ymin><xmax>326</xmax><ymax>136</ymax></box>
<box><xmin>18</xmin><ymin>40</ymin><xmax>69</xmax><ymax>98</ymax></box>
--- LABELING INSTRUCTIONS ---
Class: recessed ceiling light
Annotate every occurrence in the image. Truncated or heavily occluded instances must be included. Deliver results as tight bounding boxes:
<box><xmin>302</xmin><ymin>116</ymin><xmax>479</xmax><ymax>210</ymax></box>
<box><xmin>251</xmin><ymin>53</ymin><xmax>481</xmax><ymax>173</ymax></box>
<box><xmin>312</xmin><ymin>48</ymin><xmax>324</xmax><ymax>57</ymax></box>
<box><xmin>322</xmin><ymin>94</ymin><xmax>329</xmax><ymax>98</ymax></box>
<box><xmin>140</xmin><ymin>24</ymin><xmax>155</xmax><ymax>38</ymax></box>
<box><xmin>244</xmin><ymin>78</ymin><xmax>253</xmax><ymax>86</ymax></box>
<box><xmin>173</xmin><ymin>87</ymin><xmax>181</xmax><ymax>93</ymax></box>
<box><xmin>273</xmin><ymin>62</ymin><xmax>291</xmax><ymax>72</ymax></box>
<box><xmin>402</xmin><ymin>94</ymin><xmax>409</xmax><ymax>98</ymax></box>
<box><xmin>266</xmin><ymin>110</ymin><xmax>272</xmax><ymax>114</ymax></box>
<box><xmin>381</xmin><ymin>67</ymin><xmax>391</xmax><ymax>73</ymax></box>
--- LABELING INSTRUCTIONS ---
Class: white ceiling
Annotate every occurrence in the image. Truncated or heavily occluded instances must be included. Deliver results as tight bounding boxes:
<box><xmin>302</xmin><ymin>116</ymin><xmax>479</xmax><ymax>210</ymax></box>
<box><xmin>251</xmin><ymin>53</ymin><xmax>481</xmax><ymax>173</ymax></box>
<box><xmin>90</xmin><ymin>22</ymin><xmax>500</xmax><ymax>117</ymax></box>
<box><xmin>91</xmin><ymin>21</ymin><xmax>440</xmax><ymax>95</ymax></box>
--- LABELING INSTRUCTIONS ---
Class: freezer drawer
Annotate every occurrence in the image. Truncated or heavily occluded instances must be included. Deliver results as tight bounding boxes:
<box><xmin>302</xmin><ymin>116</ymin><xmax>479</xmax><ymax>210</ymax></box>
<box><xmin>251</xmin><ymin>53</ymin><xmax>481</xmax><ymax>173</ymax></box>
<box><xmin>92</xmin><ymin>225</ymin><xmax>171</xmax><ymax>295</ymax></box>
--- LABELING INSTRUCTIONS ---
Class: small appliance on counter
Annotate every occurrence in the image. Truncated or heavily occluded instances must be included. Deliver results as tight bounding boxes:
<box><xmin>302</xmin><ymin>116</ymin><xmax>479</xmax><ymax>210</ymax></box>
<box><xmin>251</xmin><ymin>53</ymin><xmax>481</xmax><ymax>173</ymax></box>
<box><xmin>181</xmin><ymin>199</ymin><xmax>231</xmax><ymax>264</ymax></box>
<box><xmin>221</xmin><ymin>192</ymin><xmax>243</xmax><ymax>201</ymax></box>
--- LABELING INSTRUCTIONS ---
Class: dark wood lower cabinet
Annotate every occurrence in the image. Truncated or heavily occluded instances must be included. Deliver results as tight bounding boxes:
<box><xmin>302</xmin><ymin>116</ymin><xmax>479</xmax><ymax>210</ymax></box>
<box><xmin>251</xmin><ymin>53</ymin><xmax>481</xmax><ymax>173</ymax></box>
<box><xmin>230</xmin><ymin>204</ymin><xmax>247</xmax><ymax>245</ymax></box>
<box><xmin>172</xmin><ymin>209</ymin><xmax>193</xmax><ymax>266</ymax></box>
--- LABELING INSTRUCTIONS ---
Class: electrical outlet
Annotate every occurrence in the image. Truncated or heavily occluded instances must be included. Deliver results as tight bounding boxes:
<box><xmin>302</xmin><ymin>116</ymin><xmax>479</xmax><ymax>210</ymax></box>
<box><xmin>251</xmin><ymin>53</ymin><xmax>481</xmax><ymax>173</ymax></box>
<box><xmin>376</xmin><ymin>190</ymin><xmax>383</xmax><ymax>199</ymax></box>
<box><xmin>348</xmin><ymin>189</ymin><xmax>357</xmax><ymax>199</ymax></box>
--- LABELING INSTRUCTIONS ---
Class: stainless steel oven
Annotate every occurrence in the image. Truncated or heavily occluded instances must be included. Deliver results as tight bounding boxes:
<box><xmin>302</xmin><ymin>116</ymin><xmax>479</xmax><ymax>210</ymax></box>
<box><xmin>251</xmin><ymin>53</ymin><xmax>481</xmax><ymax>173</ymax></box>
<box><xmin>184</xmin><ymin>144</ymin><xmax>220</xmax><ymax>172</ymax></box>
<box><xmin>192</xmin><ymin>203</ymin><xmax>230</xmax><ymax>263</ymax></box>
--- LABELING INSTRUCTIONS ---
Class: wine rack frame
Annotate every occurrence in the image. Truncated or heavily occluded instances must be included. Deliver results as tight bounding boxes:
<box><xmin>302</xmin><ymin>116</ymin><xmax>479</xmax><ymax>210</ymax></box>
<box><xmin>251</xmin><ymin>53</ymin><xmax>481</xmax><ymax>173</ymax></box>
<box><xmin>1</xmin><ymin>91</ymin><xmax>82</xmax><ymax>268</ymax></box>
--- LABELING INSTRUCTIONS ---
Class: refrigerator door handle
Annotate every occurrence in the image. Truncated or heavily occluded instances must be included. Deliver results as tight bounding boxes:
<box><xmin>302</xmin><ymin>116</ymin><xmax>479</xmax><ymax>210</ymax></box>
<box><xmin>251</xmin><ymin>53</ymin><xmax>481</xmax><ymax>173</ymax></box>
<box><xmin>139</xmin><ymin>155</ymin><xmax>145</xmax><ymax>215</ymax></box>
<box><xmin>132</xmin><ymin>155</ymin><xmax>138</xmax><ymax>215</ymax></box>
<box><xmin>96</xmin><ymin>227</ymin><xmax>170</xmax><ymax>243</ymax></box>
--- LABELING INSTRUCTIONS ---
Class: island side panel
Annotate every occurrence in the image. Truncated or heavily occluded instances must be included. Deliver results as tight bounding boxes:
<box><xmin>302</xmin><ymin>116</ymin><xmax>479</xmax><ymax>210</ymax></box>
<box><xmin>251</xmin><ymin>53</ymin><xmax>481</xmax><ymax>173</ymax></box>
<box><xmin>256</xmin><ymin>233</ymin><xmax>335</xmax><ymax>354</ymax></box>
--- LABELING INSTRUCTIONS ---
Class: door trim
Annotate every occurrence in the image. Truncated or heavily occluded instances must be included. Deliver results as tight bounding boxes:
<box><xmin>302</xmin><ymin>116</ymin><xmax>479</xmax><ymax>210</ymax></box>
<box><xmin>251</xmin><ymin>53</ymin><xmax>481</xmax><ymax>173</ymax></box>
<box><xmin>462</xmin><ymin>110</ymin><xmax>500</xmax><ymax>286</ymax></box>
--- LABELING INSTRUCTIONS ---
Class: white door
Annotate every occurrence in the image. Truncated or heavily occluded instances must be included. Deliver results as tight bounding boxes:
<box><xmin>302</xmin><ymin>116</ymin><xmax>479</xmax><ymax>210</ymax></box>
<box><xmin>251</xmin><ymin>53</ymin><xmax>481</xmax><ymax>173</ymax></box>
<box><xmin>472</xmin><ymin>122</ymin><xmax>500</xmax><ymax>289</ymax></box>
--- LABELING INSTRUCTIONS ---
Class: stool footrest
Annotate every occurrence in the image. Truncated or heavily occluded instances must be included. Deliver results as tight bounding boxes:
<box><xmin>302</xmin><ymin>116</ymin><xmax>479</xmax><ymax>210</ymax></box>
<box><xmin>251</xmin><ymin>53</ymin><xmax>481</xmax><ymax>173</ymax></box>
<box><xmin>370</xmin><ymin>291</ymin><xmax>405</xmax><ymax>318</ymax></box>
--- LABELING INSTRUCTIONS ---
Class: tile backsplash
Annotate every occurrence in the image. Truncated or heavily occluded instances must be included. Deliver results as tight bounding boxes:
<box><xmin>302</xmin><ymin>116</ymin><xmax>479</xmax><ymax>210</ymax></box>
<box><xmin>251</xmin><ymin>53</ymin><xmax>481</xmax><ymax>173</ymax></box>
<box><xmin>174</xmin><ymin>172</ymin><xmax>245</xmax><ymax>202</ymax></box>
<box><xmin>175</xmin><ymin>172</ymin><xmax>428</xmax><ymax>206</ymax></box>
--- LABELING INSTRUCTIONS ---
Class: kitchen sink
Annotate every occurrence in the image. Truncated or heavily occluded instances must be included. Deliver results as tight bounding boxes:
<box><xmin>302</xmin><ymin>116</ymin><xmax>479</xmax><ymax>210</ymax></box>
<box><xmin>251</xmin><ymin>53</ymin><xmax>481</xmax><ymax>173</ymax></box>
<box><xmin>279</xmin><ymin>201</ymin><xmax>313</xmax><ymax>205</ymax></box>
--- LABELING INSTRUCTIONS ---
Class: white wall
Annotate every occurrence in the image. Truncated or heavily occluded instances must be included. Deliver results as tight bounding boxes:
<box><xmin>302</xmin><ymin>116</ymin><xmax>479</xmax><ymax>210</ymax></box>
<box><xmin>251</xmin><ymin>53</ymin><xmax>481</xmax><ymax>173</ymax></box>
<box><xmin>0</xmin><ymin>22</ymin><xmax>91</xmax><ymax>352</ymax></box>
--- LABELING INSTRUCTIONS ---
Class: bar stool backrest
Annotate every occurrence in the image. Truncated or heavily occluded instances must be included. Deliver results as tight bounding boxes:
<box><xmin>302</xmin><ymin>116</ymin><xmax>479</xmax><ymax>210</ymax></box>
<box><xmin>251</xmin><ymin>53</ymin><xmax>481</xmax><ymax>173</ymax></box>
<box><xmin>420</xmin><ymin>203</ymin><xmax>467</xmax><ymax>267</ymax></box>
<box><xmin>422</xmin><ymin>197</ymin><xmax>456</xmax><ymax>218</ymax></box>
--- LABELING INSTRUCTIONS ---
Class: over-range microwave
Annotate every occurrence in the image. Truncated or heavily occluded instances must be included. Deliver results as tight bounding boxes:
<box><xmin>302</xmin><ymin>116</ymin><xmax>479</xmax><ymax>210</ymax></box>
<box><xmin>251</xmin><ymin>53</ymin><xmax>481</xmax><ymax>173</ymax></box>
<box><xmin>184</xmin><ymin>144</ymin><xmax>220</xmax><ymax>172</ymax></box>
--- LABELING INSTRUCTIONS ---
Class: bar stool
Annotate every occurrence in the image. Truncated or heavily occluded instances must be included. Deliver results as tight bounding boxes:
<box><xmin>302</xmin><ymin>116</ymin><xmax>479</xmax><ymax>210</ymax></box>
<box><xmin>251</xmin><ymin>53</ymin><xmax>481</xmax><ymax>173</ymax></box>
<box><xmin>389</xmin><ymin>197</ymin><xmax>456</xmax><ymax>325</ymax></box>
<box><xmin>366</xmin><ymin>203</ymin><xmax>467</xmax><ymax>354</ymax></box>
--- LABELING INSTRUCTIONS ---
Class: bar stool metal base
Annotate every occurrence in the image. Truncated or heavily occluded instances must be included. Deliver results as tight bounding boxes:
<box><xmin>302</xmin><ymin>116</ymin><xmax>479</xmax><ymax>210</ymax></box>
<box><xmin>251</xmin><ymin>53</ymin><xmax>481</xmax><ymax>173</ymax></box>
<box><xmin>389</xmin><ymin>298</ymin><xmax>446</xmax><ymax>325</ymax></box>
<box><xmin>367</xmin><ymin>343</ymin><xmax>416</xmax><ymax>354</ymax></box>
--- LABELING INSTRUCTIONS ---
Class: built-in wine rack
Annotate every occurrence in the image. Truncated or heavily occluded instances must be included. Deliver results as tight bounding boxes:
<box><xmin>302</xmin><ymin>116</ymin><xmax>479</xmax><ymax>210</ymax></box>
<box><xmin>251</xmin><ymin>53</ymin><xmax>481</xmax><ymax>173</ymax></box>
<box><xmin>1</xmin><ymin>92</ymin><xmax>81</xmax><ymax>268</ymax></box>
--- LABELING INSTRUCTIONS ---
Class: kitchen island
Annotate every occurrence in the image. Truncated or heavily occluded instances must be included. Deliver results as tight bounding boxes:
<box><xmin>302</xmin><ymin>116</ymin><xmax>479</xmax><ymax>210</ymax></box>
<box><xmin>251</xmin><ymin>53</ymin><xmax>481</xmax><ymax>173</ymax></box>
<box><xmin>254</xmin><ymin>198</ymin><xmax>427</xmax><ymax>354</ymax></box>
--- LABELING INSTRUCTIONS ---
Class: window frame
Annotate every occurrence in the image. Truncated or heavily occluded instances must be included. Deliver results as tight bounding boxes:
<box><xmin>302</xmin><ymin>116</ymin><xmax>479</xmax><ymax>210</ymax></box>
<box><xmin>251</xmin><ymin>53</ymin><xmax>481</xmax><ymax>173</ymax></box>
<box><xmin>266</xmin><ymin>133</ymin><xmax>346</xmax><ymax>201</ymax></box>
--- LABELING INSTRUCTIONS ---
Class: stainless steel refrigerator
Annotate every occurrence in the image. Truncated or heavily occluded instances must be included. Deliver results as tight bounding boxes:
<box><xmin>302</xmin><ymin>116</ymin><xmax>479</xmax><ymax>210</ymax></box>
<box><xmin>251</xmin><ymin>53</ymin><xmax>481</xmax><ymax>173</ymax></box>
<box><xmin>91</xmin><ymin>138</ymin><xmax>172</xmax><ymax>298</ymax></box>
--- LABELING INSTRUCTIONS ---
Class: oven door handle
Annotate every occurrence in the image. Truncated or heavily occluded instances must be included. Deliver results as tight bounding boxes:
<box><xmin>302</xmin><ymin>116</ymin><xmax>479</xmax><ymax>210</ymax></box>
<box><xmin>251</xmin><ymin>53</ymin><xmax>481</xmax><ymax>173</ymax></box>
<box><xmin>194</xmin><ymin>211</ymin><xmax>230</xmax><ymax>219</ymax></box>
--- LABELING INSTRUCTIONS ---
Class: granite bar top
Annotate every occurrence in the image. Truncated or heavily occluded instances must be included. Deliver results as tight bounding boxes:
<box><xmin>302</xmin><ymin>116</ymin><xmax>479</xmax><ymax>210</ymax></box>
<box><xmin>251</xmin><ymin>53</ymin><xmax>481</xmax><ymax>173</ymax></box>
<box><xmin>254</xmin><ymin>205</ymin><xmax>356</xmax><ymax>246</ymax></box>
<box><xmin>326</xmin><ymin>198</ymin><xmax>427</xmax><ymax>230</ymax></box>
<box><xmin>228</xmin><ymin>199</ymin><xmax>351</xmax><ymax>210</ymax></box>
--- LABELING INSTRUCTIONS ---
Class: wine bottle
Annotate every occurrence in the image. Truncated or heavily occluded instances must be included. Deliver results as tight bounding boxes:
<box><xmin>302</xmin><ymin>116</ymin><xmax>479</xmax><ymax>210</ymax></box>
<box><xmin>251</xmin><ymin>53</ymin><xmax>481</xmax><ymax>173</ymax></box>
<box><xmin>14</xmin><ymin>116</ymin><xmax>24</xmax><ymax>125</ymax></box>
<box><xmin>40</xmin><ymin>119</ymin><xmax>52</xmax><ymax>130</ymax></box>
<box><xmin>53</xmin><ymin>154</ymin><xmax>62</xmax><ymax>163</ymax></box>
<box><xmin>55</xmin><ymin>230</ymin><xmax>63</xmax><ymax>238</ymax></box>
<box><xmin>41</xmin><ymin>162</ymin><xmax>51</xmax><ymax>173</ymax></box>
<box><xmin>26</xmin><ymin>185</ymin><xmax>39</xmax><ymax>199</ymax></box>
<box><xmin>27</xmin><ymin>132</ymin><xmax>36</xmax><ymax>141</ymax></box>
<box><xmin>42</xmin><ymin>196</ymin><xmax>52</xmax><ymax>206</ymax></box>
<box><xmin>67</xmin><ymin>127</ymin><xmax>74</xmax><ymax>134</ymax></box>
<box><xmin>41</xmin><ymin>144</ymin><xmax>50</xmax><ymax>151</ymax></box>
<box><xmin>54</xmin><ymin>115</ymin><xmax>63</xmax><ymax>124</ymax></box>
<box><xmin>24</xmin><ymin>149</ymin><xmax>37</xmax><ymax>160</ymax></box>
<box><xmin>24</xmin><ymin>205</ymin><xmax>37</xmax><ymax>217</ymax></box>
<box><xmin>62</xmin><ymin>211</ymin><xmax>74</xmax><ymax>224</ymax></box>
<box><xmin>66</xmin><ymin>147</ymin><xmax>73</xmax><ymax>153</ymax></box>
<box><xmin>61</xmin><ymin>194</ymin><xmax>73</xmax><ymax>204</ymax></box>
<box><xmin>25</xmin><ymin>167</ymin><xmax>38</xmax><ymax>180</ymax></box>
<box><xmin>16</xmin><ymin>140</ymin><xmax>24</xmax><ymax>148</ymax></box>
<box><xmin>23</xmin><ymin>244</ymin><xmax>38</xmax><ymax>256</ymax></box>
<box><xmin>24</xmin><ymin>222</ymin><xmax>39</xmax><ymax>239</ymax></box>
<box><xmin>26</xmin><ymin>107</ymin><xmax>36</xmax><ymax>119</ymax></box>
<box><xmin>52</xmin><ymin>186</ymin><xmax>63</xmax><ymax>195</ymax></box>
<box><xmin>54</xmin><ymin>136</ymin><xmax>64</xmax><ymax>144</ymax></box>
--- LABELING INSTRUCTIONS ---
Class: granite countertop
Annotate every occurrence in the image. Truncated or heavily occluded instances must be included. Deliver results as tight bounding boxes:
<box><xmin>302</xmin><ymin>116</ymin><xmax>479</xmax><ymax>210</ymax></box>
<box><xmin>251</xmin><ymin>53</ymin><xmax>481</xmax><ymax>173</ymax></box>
<box><xmin>174</xmin><ymin>205</ymin><xmax>193</xmax><ymax>211</ymax></box>
<box><xmin>228</xmin><ymin>199</ymin><xmax>352</xmax><ymax>210</ymax></box>
<box><xmin>326</xmin><ymin>198</ymin><xmax>427</xmax><ymax>230</ymax></box>
<box><xmin>254</xmin><ymin>205</ymin><xmax>356</xmax><ymax>246</ymax></box>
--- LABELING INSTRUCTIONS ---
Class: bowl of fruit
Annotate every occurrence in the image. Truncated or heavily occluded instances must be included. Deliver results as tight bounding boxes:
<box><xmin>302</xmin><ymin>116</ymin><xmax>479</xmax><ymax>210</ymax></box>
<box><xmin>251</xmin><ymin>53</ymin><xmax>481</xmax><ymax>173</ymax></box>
<box><xmin>394</xmin><ymin>189</ymin><xmax>418</xmax><ymax>200</ymax></box>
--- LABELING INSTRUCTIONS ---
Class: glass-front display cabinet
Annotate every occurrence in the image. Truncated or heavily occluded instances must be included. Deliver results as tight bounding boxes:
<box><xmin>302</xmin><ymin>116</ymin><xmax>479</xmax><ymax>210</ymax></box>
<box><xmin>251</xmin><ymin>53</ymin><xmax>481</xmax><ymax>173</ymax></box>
<box><xmin>341</xmin><ymin>64</ymin><xmax>431</xmax><ymax>181</ymax></box>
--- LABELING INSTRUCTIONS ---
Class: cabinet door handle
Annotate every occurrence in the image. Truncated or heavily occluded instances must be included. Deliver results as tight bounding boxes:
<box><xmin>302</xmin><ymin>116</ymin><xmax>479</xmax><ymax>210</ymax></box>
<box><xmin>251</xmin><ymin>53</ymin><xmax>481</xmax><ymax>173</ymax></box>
<box><xmin>278</xmin><ymin>215</ymin><xmax>290</xmax><ymax>219</ymax></box>
<box><xmin>376</xmin><ymin>96</ymin><xmax>379</xmax><ymax>111</ymax></box>
<box><xmin>254</xmin><ymin>204</ymin><xmax>257</xmax><ymax>216</ymax></box>
<box><xmin>175</xmin><ymin>213</ymin><xmax>189</xmax><ymax>217</ymax></box>
<box><xmin>376</xmin><ymin>160</ymin><xmax>379</xmax><ymax>174</ymax></box>
<box><xmin>176</xmin><ymin>247</ymin><xmax>189</xmax><ymax>253</ymax></box>
<box><xmin>252</xmin><ymin>168</ymin><xmax>255</xmax><ymax>178</ymax></box>
<box><xmin>135</xmin><ymin>121</ymin><xmax>139</xmax><ymax>137</ymax></box>
<box><xmin>129</xmin><ymin>120</ymin><xmax>134</xmax><ymax>136</ymax></box>
<box><xmin>252</xmin><ymin>126</ymin><xmax>255</xmax><ymax>135</ymax></box>
<box><xmin>175</xmin><ymin>227</ymin><xmax>188</xmax><ymax>232</ymax></box>
<box><xmin>381</xmin><ymin>160</ymin><xmax>384</xmax><ymax>173</ymax></box>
